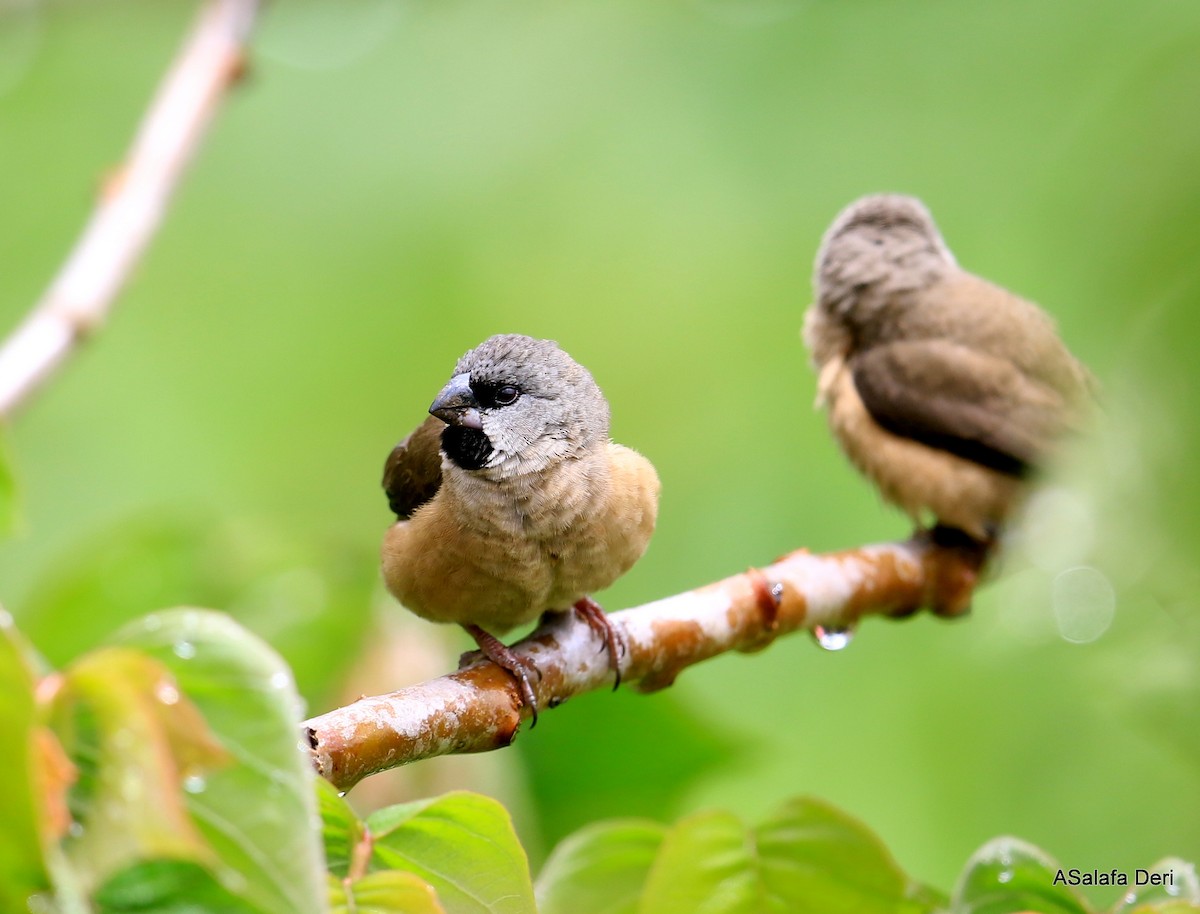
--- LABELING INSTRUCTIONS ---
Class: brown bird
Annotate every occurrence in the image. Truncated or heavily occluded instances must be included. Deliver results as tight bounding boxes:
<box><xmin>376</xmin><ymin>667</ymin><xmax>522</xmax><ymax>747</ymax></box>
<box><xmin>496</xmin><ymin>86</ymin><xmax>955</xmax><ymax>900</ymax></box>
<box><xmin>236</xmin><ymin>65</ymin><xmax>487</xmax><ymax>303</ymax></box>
<box><xmin>803</xmin><ymin>194</ymin><xmax>1093</xmax><ymax>544</ymax></box>
<box><xmin>381</xmin><ymin>334</ymin><xmax>660</xmax><ymax>722</ymax></box>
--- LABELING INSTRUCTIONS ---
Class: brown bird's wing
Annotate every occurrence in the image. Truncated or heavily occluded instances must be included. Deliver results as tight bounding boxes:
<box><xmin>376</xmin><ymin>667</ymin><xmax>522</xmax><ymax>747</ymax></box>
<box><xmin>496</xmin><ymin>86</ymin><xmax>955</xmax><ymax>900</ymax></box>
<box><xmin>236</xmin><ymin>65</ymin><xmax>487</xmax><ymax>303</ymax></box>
<box><xmin>851</xmin><ymin>339</ymin><xmax>1072</xmax><ymax>477</ymax></box>
<box><xmin>382</xmin><ymin>415</ymin><xmax>444</xmax><ymax>519</ymax></box>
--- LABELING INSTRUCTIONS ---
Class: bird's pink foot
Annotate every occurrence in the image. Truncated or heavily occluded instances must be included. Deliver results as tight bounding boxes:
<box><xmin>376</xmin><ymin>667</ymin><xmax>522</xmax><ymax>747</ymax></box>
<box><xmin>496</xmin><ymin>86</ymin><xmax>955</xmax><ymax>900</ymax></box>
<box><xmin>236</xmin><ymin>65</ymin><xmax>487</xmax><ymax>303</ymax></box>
<box><xmin>461</xmin><ymin>624</ymin><xmax>542</xmax><ymax>726</ymax></box>
<box><xmin>572</xmin><ymin>596</ymin><xmax>626</xmax><ymax>690</ymax></box>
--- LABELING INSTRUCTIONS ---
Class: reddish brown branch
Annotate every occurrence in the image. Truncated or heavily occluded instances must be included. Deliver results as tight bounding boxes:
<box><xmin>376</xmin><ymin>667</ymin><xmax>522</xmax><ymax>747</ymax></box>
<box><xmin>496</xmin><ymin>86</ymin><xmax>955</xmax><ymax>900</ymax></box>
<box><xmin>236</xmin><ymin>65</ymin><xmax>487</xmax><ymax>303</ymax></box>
<box><xmin>305</xmin><ymin>536</ymin><xmax>986</xmax><ymax>791</ymax></box>
<box><xmin>0</xmin><ymin>0</ymin><xmax>260</xmax><ymax>419</ymax></box>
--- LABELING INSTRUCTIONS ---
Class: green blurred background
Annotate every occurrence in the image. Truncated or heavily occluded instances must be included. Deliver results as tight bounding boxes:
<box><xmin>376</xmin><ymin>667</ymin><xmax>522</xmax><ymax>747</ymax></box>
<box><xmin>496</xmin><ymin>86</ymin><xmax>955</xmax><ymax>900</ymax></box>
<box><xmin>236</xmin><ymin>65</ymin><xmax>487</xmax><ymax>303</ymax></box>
<box><xmin>2</xmin><ymin>0</ymin><xmax>1198</xmax><ymax>904</ymax></box>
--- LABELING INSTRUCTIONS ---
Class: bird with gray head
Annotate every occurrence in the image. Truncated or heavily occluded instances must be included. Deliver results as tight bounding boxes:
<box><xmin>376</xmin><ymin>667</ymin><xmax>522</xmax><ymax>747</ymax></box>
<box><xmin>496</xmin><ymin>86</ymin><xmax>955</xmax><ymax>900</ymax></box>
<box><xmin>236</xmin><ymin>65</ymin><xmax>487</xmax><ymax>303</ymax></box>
<box><xmin>804</xmin><ymin>194</ymin><xmax>1093</xmax><ymax>548</ymax></box>
<box><xmin>381</xmin><ymin>334</ymin><xmax>660</xmax><ymax>723</ymax></box>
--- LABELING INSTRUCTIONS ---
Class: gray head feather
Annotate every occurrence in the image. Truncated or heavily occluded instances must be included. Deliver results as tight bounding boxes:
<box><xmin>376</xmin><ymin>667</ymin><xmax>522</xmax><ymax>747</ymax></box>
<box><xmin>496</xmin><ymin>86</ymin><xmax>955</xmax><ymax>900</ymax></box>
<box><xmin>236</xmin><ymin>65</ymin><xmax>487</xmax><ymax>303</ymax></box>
<box><xmin>455</xmin><ymin>334</ymin><xmax>609</xmax><ymax>475</ymax></box>
<box><xmin>814</xmin><ymin>194</ymin><xmax>957</xmax><ymax>321</ymax></box>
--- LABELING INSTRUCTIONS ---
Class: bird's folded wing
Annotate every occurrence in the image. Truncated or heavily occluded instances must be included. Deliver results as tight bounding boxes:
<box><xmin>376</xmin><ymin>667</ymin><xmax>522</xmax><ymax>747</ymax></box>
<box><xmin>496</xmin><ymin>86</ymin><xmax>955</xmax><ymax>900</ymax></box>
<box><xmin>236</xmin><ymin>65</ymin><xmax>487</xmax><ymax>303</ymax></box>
<box><xmin>851</xmin><ymin>339</ymin><xmax>1069</xmax><ymax>477</ymax></box>
<box><xmin>382</xmin><ymin>415</ymin><xmax>445</xmax><ymax>519</ymax></box>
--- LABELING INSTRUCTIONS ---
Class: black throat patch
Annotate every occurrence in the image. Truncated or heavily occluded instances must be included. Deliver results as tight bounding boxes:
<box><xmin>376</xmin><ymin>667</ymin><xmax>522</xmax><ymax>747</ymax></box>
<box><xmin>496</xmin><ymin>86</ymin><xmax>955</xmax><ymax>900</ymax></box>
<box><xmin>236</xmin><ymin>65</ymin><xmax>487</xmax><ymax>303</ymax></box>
<box><xmin>442</xmin><ymin>425</ymin><xmax>494</xmax><ymax>471</ymax></box>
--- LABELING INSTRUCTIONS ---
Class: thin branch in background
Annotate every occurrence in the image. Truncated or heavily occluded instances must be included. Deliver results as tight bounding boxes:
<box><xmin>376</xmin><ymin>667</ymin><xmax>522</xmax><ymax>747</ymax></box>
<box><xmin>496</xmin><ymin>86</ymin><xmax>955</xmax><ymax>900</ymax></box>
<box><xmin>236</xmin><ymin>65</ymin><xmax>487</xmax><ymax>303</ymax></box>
<box><xmin>305</xmin><ymin>535</ymin><xmax>987</xmax><ymax>791</ymax></box>
<box><xmin>0</xmin><ymin>0</ymin><xmax>261</xmax><ymax>420</ymax></box>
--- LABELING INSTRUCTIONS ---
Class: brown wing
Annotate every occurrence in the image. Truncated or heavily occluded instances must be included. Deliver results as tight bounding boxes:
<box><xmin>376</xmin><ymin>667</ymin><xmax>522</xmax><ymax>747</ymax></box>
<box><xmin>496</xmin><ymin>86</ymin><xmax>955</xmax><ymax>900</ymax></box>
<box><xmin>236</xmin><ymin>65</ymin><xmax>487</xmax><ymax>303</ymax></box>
<box><xmin>851</xmin><ymin>339</ymin><xmax>1073</xmax><ymax>477</ymax></box>
<box><xmin>382</xmin><ymin>415</ymin><xmax>444</xmax><ymax>519</ymax></box>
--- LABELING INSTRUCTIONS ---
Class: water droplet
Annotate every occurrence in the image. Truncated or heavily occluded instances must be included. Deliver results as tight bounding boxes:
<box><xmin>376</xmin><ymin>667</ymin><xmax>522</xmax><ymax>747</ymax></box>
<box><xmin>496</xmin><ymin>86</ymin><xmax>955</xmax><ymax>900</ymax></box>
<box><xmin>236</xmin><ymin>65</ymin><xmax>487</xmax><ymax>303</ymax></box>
<box><xmin>155</xmin><ymin>681</ymin><xmax>180</xmax><ymax>705</ymax></box>
<box><xmin>997</xmin><ymin>869</ymin><xmax>1013</xmax><ymax>884</ymax></box>
<box><xmin>337</xmin><ymin>790</ymin><xmax>347</xmax><ymax>798</ymax></box>
<box><xmin>1052</xmin><ymin>566</ymin><xmax>1115</xmax><ymax>644</ymax></box>
<box><xmin>67</xmin><ymin>821</ymin><xmax>84</xmax><ymax>839</ymax></box>
<box><xmin>183</xmin><ymin>774</ymin><xmax>207</xmax><ymax>794</ymax></box>
<box><xmin>812</xmin><ymin>624</ymin><xmax>854</xmax><ymax>651</ymax></box>
<box><xmin>173</xmin><ymin>640</ymin><xmax>197</xmax><ymax>660</ymax></box>
<box><xmin>770</xmin><ymin>583</ymin><xmax>784</xmax><ymax>603</ymax></box>
<box><xmin>269</xmin><ymin>670</ymin><xmax>290</xmax><ymax>690</ymax></box>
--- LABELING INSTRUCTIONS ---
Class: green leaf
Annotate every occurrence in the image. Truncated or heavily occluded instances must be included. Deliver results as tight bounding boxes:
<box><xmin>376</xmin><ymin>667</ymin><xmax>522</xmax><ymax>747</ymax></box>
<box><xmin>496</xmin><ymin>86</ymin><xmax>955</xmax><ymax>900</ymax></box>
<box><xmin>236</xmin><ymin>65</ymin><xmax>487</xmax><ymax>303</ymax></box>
<box><xmin>951</xmin><ymin>837</ymin><xmax>1090</xmax><ymax>914</ymax></box>
<box><xmin>51</xmin><ymin>647</ymin><xmax>230</xmax><ymax>891</ymax></box>
<box><xmin>535</xmin><ymin>819</ymin><xmax>666</xmax><ymax>914</ymax></box>
<box><xmin>638</xmin><ymin>809</ymin><xmax>761</xmax><ymax>914</ymax></box>
<box><xmin>327</xmin><ymin>871</ymin><xmax>447</xmax><ymax>914</ymax></box>
<box><xmin>316</xmin><ymin>778</ymin><xmax>363</xmax><ymax>880</ymax></box>
<box><xmin>111</xmin><ymin>609</ymin><xmax>327</xmax><ymax>914</ymax></box>
<box><xmin>94</xmin><ymin>859</ymin><xmax>263</xmax><ymax>913</ymax></box>
<box><xmin>755</xmin><ymin>796</ymin><xmax>939</xmax><ymax>912</ymax></box>
<box><xmin>0</xmin><ymin>616</ymin><xmax>52</xmax><ymax>908</ymax></box>
<box><xmin>1114</xmin><ymin>858</ymin><xmax>1200</xmax><ymax>913</ymax></box>
<box><xmin>638</xmin><ymin>797</ymin><xmax>936</xmax><ymax>914</ymax></box>
<box><xmin>319</xmin><ymin>782</ymin><xmax>448</xmax><ymax>913</ymax></box>
<box><xmin>366</xmin><ymin>791</ymin><xmax>536</xmax><ymax>914</ymax></box>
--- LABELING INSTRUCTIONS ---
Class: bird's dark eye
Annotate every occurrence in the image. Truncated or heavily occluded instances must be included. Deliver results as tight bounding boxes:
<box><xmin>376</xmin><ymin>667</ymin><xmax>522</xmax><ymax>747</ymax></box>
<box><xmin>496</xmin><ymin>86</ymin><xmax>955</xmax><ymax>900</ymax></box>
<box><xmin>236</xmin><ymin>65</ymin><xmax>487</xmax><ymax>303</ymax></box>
<box><xmin>471</xmin><ymin>380</ymin><xmax>522</xmax><ymax>408</ymax></box>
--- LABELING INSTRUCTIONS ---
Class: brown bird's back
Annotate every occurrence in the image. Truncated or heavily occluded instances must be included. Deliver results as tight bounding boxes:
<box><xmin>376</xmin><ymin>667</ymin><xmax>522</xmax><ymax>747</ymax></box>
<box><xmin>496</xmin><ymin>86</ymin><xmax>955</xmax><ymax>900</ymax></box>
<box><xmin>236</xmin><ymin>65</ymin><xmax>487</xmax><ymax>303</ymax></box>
<box><xmin>805</xmin><ymin>194</ymin><xmax>1092</xmax><ymax>540</ymax></box>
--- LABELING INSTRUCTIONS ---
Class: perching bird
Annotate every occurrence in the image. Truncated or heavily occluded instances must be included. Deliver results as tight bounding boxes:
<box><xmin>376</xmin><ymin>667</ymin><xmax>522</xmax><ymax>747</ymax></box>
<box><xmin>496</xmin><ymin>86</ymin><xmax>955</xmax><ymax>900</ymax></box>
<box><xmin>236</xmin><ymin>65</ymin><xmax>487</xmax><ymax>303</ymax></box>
<box><xmin>803</xmin><ymin>194</ymin><xmax>1093</xmax><ymax>543</ymax></box>
<box><xmin>381</xmin><ymin>334</ymin><xmax>660</xmax><ymax>722</ymax></box>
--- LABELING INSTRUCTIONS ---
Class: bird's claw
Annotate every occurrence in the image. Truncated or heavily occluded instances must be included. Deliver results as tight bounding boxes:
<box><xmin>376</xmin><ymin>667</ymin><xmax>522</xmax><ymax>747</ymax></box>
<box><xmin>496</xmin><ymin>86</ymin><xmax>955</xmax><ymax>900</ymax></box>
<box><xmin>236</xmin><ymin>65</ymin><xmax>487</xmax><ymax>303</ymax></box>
<box><xmin>572</xmin><ymin>596</ymin><xmax>626</xmax><ymax>691</ymax></box>
<box><xmin>461</xmin><ymin>624</ymin><xmax>543</xmax><ymax>726</ymax></box>
<box><xmin>510</xmin><ymin>664</ymin><xmax>539</xmax><ymax>724</ymax></box>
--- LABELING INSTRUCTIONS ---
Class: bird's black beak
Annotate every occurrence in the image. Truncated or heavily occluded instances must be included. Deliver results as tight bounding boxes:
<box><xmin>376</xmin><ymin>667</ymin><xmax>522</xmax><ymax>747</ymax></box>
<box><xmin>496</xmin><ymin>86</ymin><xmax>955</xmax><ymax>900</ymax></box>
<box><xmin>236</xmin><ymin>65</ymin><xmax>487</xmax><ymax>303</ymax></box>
<box><xmin>429</xmin><ymin>373</ymin><xmax>483</xmax><ymax>430</ymax></box>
